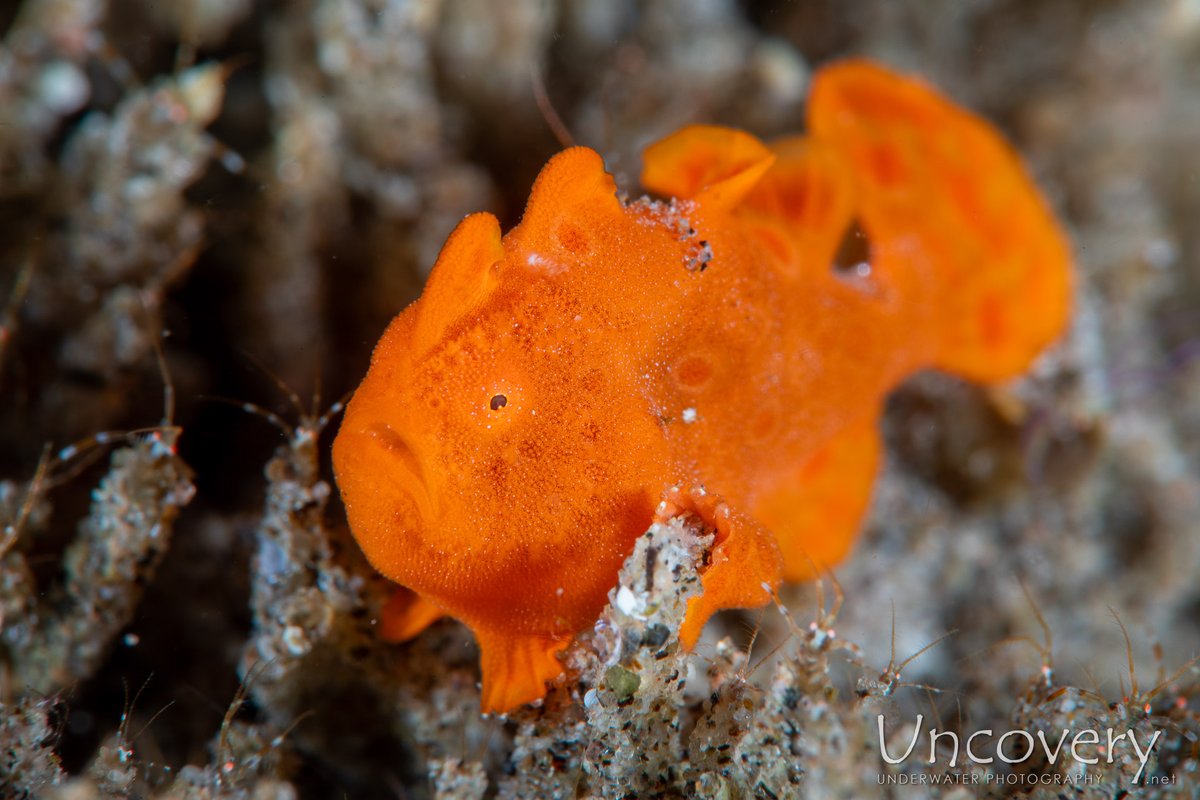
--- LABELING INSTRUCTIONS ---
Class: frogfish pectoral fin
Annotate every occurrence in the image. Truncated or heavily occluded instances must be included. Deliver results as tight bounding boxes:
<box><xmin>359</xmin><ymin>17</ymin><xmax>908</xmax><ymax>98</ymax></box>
<box><xmin>754</xmin><ymin>415</ymin><xmax>883</xmax><ymax>582</ymax></box>
<box><xmin>656</xmin><ymin>485</ymin><xmax>783</xmax><ymax>650</ymax></box>
<box><xmin>379</xmin><ymin>586</ymin><xmax>448</xmax><ymax>642</ymax></box>
<box><xmin>474</xmin><ymin>627</ymin><xmax>570</xmax><ymax>715</ymax></box>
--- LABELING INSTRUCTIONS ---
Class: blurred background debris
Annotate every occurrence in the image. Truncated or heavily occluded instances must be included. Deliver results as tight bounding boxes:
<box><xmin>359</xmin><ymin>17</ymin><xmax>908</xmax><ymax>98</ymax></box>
<box><xmin>1</xmin><ymin>1</ymin><xmax>1198</xmax><ymax>797</ymax></box>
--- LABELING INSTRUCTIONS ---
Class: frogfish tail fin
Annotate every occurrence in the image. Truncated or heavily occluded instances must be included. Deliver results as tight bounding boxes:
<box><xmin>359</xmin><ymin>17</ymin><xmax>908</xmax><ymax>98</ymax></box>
<box><xmin>809</xmin><ymin>59</ymin><xmax>1072</xmax><ymax>383</ymax></box>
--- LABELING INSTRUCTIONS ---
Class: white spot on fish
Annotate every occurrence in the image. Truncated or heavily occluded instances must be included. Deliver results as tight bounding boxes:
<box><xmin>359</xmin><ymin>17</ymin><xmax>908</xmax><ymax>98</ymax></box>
<box><xmin>526</xmin><ymin>252</ymin><xmax>565</xmax><ymax>274</ymax></box>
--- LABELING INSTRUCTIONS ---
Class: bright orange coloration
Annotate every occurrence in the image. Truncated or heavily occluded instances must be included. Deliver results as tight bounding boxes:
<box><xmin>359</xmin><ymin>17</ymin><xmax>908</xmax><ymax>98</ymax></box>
<box><xmin>332</xmin><ymin>60</ymin><xmax>1072</xmax><ymax>713</ymax></box>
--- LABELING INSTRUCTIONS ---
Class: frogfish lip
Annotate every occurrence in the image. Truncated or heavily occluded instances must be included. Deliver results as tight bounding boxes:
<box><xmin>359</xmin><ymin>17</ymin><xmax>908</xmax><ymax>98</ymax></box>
<box><xmin>341</xmin><ymin>421</ymin><xmax>437</xmax><ymax>523</ymax></box>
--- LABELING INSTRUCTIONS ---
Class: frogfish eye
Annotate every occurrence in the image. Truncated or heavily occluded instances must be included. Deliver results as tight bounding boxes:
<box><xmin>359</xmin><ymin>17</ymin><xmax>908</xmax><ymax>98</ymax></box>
<box><xmin>490</xmin><ymin>394</ymin><xmax>508</xmax><ymax>411</ymax></box>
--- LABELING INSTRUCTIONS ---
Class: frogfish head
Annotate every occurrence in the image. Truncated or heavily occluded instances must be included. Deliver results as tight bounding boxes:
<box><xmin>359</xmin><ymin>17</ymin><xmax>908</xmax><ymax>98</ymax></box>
<box><xmin>334</xmin><ymin>154</ymin><xmax>674</xmax><ymax>635</ymax></box>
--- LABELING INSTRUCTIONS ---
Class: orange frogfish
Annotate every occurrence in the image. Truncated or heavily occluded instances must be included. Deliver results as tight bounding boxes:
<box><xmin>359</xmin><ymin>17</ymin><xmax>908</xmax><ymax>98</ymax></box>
<box><xmin>332</xmin><ymin>60</ymin><xmax>1071</xmax><ymax>713</ymax></box>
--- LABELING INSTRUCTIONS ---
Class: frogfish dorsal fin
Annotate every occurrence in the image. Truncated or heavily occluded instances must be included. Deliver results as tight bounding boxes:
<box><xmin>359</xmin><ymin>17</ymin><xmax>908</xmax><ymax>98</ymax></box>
<box><xmin>510</xmin><ymin>147</ymin><xmax>623</xmax><ymax>271</ymax></box>
<box><xmin>741</xmin><ymin>136</ymin><xmax>858</xmax><ymax>277</ymax></box>
<box><xmin>641</xmin><ymin>125</ymin><xmax>776</xmax><ymax>213</ymax></box>
<box><xmin>412</xmin><ymin>211</ymin><xmax>505</xmax><ymax>353</ymax></box>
